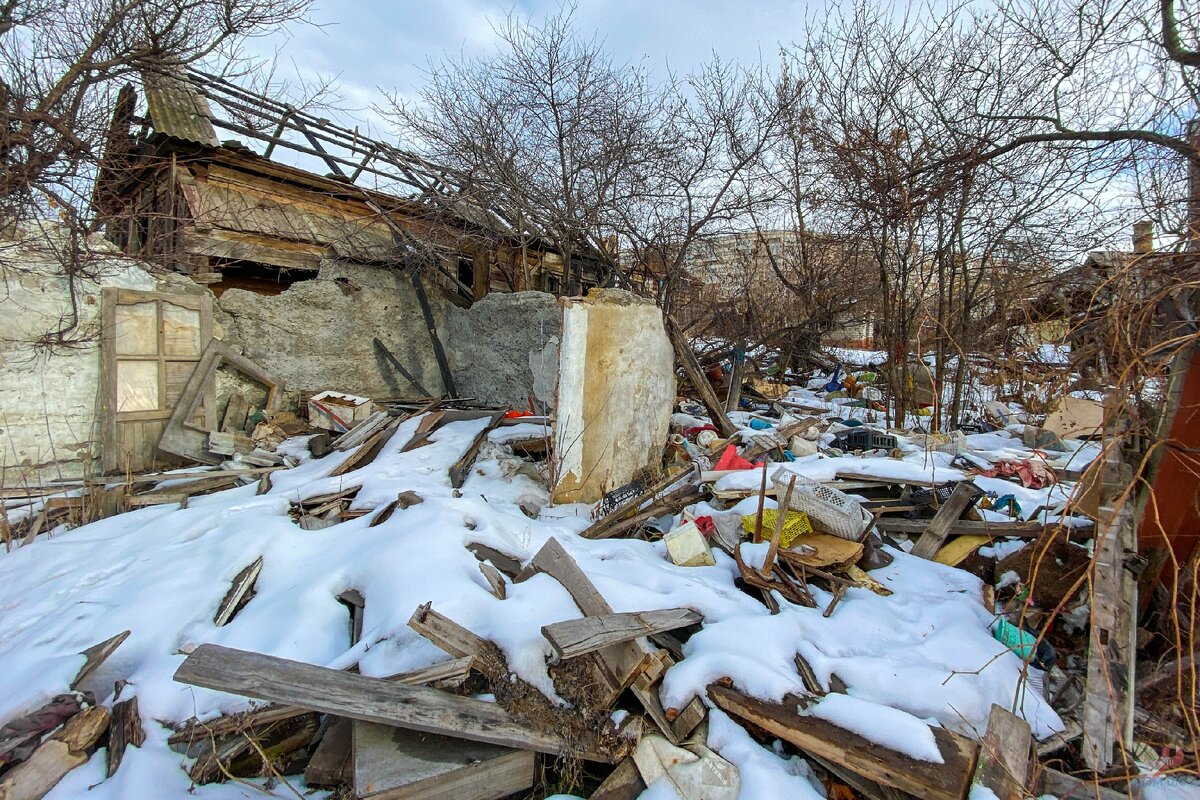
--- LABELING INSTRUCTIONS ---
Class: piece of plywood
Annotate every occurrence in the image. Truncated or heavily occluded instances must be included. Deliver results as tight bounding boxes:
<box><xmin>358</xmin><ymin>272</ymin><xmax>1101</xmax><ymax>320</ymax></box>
<box><xmin>353</xmin><ymin>721</ymin><xmax>534</xmax><ymax>800</ymax></box>
<box><xmin>708</xmin><ymin>685</ymin><xmax>977</xmax><ymax>800</ymax></box>
<box><xmin>1043</xmin><ymin>395</ymin><xmax>1105</xmax><ymax>440</ymax></box>
<box><xmin>172</xmin><ymin>644</ymin><xmax>615</xmax><ymax>761</ymax></box>
<box><xmin>541</xmin><ymin>609</ymin><xmax>701</xmax><ymax>661</ymax></box>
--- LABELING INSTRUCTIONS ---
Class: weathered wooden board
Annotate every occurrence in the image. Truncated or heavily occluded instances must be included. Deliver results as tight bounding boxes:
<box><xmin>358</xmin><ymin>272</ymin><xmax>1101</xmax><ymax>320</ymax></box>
<box><xmin>541</xmin><ymin>609</ymin><xmax>701</xmax><ymax>661</ymax></box>
<box><xmin>173</xmin><ymin>644</ymin><xmax>613</xmax><ymax>761</ymax></box>
<box><xmin>708</xmin><ymin>685</ymin><xmax>977</xmax><ymax>800</ymax></box>
<box><xmin>974</xmin><ymin>704</ymin><xmax>1033</xmax><ymax>800</ymax></box>
<box><xmin>911</xmin><ymin>483</ymin><xmax>980</xmax><ymax>559</ymax></box>
<box><xmin>304</xmin><ymin>717</ymin><xmax>352</xmax><ymax>787</ymax></box>
<box><xmin>353</xmin><ymin>721</ymin><xmax>535</xmax><ymax>800</ymax></box>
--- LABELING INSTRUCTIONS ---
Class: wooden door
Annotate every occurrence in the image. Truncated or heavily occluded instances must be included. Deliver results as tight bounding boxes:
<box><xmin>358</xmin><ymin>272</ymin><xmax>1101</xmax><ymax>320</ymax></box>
<box><xmin>100</xmin><ymin>288</ymin><xmax>213</xmax><ymax>473</ymax></box>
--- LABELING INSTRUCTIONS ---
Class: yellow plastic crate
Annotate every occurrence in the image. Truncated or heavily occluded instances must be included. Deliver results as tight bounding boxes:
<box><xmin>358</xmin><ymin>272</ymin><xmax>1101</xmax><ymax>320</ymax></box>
<box><xmin>741</xmin><ymin>509</ymin><xmax>813</xmax><ymax>548</ymax></box>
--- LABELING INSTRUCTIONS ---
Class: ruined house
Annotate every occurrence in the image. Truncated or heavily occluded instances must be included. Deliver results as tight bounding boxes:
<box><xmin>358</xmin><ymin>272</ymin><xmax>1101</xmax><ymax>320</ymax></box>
<box><xmin>1</xmin><ymin>69</ymin><xmax>618</xmax><ymax>482</ymax></box>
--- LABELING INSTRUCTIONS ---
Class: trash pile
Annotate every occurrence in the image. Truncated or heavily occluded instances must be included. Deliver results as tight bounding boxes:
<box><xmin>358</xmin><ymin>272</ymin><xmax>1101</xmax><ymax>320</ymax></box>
<box><xmin>0</xmin><ymin>341</ymin><xmax>1182</xmax><ymax>800</ymax></box>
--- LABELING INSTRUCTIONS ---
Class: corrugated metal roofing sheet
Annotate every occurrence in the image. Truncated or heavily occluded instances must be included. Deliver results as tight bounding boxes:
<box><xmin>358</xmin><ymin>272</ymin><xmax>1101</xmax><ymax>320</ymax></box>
<box><xmin>143</xmin><ymin>70</ymin><xmax>220</xmax><ymax>147</ymax></box>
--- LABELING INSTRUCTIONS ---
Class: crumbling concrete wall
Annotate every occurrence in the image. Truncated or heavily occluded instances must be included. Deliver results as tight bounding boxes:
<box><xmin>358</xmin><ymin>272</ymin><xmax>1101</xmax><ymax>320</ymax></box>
<box><xmin>216</xmin><ymin>261</ymin><xmax>453</xmax><ymax>403</ymax></box>
<box><xmin>444</xmin><ymin>291</ymin><xmax>560</xmax><ymax>411</ymax></box>
<box><xmin>552</xmin><ymin>289</ymin><xmax>675</xmax><ymax>504</ymax></box>
<box><xmin>0</xmin><ymin>227</ymin><xmax>161</xmax><ymax>483</ymax></box>
<box><xmin>218</xmin><ymin>264</ymin><xmax>562</xmax><ymax>410</ymax></box>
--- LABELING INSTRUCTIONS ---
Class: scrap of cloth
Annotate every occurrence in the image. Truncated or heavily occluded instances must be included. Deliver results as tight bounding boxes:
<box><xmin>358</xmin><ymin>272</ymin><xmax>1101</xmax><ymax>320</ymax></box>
<box><xmin>973</xmin><ymin>459</ymin><xmax>1058</xmax><ymax>489</ymax></box>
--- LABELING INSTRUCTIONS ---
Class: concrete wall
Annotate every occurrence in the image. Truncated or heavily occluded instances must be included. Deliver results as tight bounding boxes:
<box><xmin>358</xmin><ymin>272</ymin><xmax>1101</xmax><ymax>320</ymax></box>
<box><xmin>216</xmin><ymin>261</ymin><xmax>452</xmax><ymax>403</ymax></box>
<box><xmin>1</xmin><ymin>244</ymin><xmax>563</xmax><ymax>483</ymax></box>
<box><xmin>0</xmin><ymin>227</ymin><xmax>161</xmax><ymax>484</ymax></box>
<box><xmin>444</xmin><ymin>291</ymin><xmax>560</xmax><ymax>411</ymax></box>
<box><xmin>552</xmin><ymin>289</ymin><xmax>675</xmax><ymax>504</ymax></box>
<box><xmin>218</xmin><ymin>263</ymin><xmax>562</xmax><ymax>411</ymax></box>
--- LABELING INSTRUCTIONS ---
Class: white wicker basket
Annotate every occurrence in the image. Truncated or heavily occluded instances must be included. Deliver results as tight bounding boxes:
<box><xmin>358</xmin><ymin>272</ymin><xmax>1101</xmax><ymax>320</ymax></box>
<box><xmin>771</xmin><ymin>467</ymin><xmax>870</xmax><ymax>541</ymax></box>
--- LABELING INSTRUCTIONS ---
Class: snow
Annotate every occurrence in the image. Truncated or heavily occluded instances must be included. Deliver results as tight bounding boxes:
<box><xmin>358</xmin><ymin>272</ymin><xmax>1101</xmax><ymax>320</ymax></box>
<box><xmin>1</xmin><ymin>408</ymin><xmax>1070</xmax><ymax>798</ymax></box>
<box><xmin>801</xmin><ymin>692</ymin><xmax>944</xmax><ymax>763</ymax></box>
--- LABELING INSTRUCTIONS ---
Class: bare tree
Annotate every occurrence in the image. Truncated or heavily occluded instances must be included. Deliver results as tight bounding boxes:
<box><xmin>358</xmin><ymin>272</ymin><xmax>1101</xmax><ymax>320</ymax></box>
<box><xmin>0</xmin><ymin>0</ymin><xmax>313</xmax><ymax>230</ymax></box>
<box><xmin>384</xmin><ymin>7</ymin><xmax>665</xmax><ymax>295</ymax></box>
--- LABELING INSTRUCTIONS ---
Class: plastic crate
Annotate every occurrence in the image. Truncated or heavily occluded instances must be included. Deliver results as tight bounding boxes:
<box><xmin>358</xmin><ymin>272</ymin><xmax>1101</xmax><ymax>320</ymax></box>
<box><xmin>741</xmin><ymin>509</ymin><xmax>813</xmax><ymax>547</ymax></box>
<box><xmin>771</xmin><ymin>468</ymin><xmax>871</xmax><ymax>541</ymax></box>
<box><xmin>832</xmin><ymin>429</ymin><xmax>897</xmax><ymax>452</ymax></box>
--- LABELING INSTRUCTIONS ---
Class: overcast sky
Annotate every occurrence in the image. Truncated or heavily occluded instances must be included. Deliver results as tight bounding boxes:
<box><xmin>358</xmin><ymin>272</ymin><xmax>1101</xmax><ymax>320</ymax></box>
<box><xmin>261</xmin><ymin>0</ymin><xmax>818</xmax><ymax>137</ymax></box>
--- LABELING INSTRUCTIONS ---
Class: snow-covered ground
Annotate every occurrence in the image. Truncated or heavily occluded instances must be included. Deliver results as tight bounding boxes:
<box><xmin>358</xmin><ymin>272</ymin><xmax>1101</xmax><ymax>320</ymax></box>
<box><xmin>0</xmin><ymin>408</ymin><xmax>1090</xmax><ymax>799</ymax></box>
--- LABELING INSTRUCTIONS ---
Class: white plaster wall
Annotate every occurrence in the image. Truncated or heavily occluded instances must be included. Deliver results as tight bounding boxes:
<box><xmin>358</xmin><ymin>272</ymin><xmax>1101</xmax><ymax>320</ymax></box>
<box><xmin>0</xmin><ymin>227</ymin><xmax>160</xmax><ymax>484</ymax></box>
<box><xmin>552</xmin><ymin>289</ymin><xmax>675</xmax><ymax>504</ymax></box>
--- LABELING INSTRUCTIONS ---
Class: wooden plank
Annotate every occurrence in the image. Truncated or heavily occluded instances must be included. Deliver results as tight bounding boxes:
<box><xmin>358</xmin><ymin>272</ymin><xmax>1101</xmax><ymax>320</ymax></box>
<box><xmin>529</xmin><ymin>538</ymin><xmax>656</xmax><ymax>688</ymax></box>
<box><xmin>332</xmin><ymin>410</ymin><xmax>390</xmax><ymax>451</ymax></box>
<box><xmin>664</xmin><ymin>316</ymin><xmax>737</xmax><ymax>438</ymax></box>
<box><xmin>173</xmin><ymin>644</ymin><xmax>614</xmax><ymax>761</ymax></box>
<box><xmin>449</xmin><ymin>412</ymin><xmax>505</xmax><ymax>488</ymax></box>
<box><xmin>0</xmin><ymin>707</ymin><xmax>110</xmax><ymax>800</ymax></box>
<box><xmin>591</xmin><ymin>757</ymin><xmax>646</xmax><ymax>800</ymax></box>
<box><xmin>408</xmin><ymin>603</ymin><xmax>493</xmax><ymax>659</ymax></box>
<box><xmin>382</xmin><ymin>656</ymin><xmax>476</xmax><ymax>689</ymax></box>
<box><xmin>708</xmin><ymin>685</ymin><xmax>977</xmax><ymax>800</ymax></box>
<box><xmin>304</xmin><ymin>717</ymin><xmax>352</xmax><ymax>787</ymax></box>
<box><xmin>529</xmin><ymin>538</ymin><xmax>662</xmax><ymax>711</ymax></box>
<box><xmin>106</xmin><ymin>697</ymin><xmax>145</xmax><ymax>778</ymax></box>
<box><xmin>1081</xmin><ymin>496</ymin><xmax>1137</xmax><ymax>771</ymax></box>
<box><xmin>353</xmin><ymin>720</ymin><xmax>535</xmax><ymax>800</ymax></box>
<box><xmin>213</xmin><ymin>557</ymin><xmax>263</xmax><ymax>627</ymax></box>
<box><xmin>221</xmin><ymin>393</ymin><xmax>250</xmax><ymax>433</ymax></box>
<box><xmin>911</xmin><ymin>483</ymin><xmax>979</xmax><ymax>559</ymax></box>
<box><xmin>875</xmin><ymin>518</ymin><xmax>1046</xmax><ymax>537</ymax></box>
<box><xmin>478</xmin><ymin>561</ymin><xmax>507</xmax><ymax>599</ymax></box>
<box><xmin>541</xmin><ymin>609</ymin><xmax>702</xmax><ymax>661</ymax></box>
<box><xmin>669</xmin><ymin>696</ymin><xmax>706</xmax><ymax>741</ymax></box>
<box><xmin>329</xmin><ymin>419</ymin><xmax>399</xmax><ymax>477</ymax></box>
<box><xmin>630</xmin><ymin>671</ymin><xmax>682</xmax><ymax>745</ymax></box>
<box><xmin>373</xmin><ymin>337</ymin><xmax>432</xmax><ymax>398</ymax></box>
<box><xmin>974</xmin><ymin>704</ymin><xmax>1033</xmax><ymax>800</ymax></box>
<box><xmin>1039</xmin><ymin>769</ymin><xmax>1127</xmax><ymax>800</ymax></box>
<box><xmin>72</xmin><ymin>630</ymin><xmax>131</xmax><ymax>690</ymax></box>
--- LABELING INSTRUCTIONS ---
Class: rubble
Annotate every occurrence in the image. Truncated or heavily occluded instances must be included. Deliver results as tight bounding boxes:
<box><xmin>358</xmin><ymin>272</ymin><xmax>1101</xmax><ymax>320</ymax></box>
<box><xmin>0</xmin><ymin>306</ymin><xmax>1191</xmax><ymax>800</ymax></box>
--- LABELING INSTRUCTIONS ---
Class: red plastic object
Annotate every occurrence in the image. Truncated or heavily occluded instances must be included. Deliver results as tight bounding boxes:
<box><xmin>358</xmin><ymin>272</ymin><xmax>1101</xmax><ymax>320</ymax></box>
<box><xmin>694</xmin><ymin>516</ymin><xmax>716</xmax><ymax>538</ymax></box>
<box><xmin>714</xmin><ymin>444</ymin><xmax>756</xmax><ymax>471</ymax></box>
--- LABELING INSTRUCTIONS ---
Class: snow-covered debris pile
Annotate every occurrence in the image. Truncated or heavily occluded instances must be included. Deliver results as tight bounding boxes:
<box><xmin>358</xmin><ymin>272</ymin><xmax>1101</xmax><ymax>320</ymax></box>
<box><xmin>0</xmin><ymin>382</ymin><xmax>1111</xmax><ymax>800</ymax></box>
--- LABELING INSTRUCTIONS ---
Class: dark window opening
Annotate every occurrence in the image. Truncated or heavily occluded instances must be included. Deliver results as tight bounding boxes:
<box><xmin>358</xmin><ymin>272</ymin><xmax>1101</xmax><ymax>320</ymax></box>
<box><xmin>457</xmin><ymin>256</ymin><xmax>475</xmax><ymax>289</ymax></box>
<box><xmin>208</xmin><ymin>260</ymin><xmax>318</xmax><ymax>297</ymax></box>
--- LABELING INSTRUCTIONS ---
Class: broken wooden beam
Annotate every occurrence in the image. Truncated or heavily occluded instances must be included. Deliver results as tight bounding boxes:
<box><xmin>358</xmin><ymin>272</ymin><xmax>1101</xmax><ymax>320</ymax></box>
<box><xmin>974</xmin><ymin>704</ymin><xmax>1033</xmax><ymax>800</ymax></box>
<box><xmin>0</xmin><ymin>706</ymin><xmax>110</xmax><ymax>800</ymax></box>
<box><xmin>106</xmin><ymin>697</ymin><xmax>145</xmax><ymax>778</ymax></box>
<box><xmin>665</xmin><ymin>315</ymin><xmax>737</xmax><ymax>439</ymax></box>
<box><xmin>72</xmin><ymin>630</ymin><xmax>131</xmax><ymax>690</ymax></box>
<box><xmin>214</xmin><ymin>557</ymin><xmax>263</xmax><ymax>627</ymax></box>
<box><xmin>541</xmin><ymin>608</ymin><xmax>702</xmax><ymax>661</ymax></box>
<box><xmin>173</xmin><ymin>644</ymin><xmax>615</xmax><ymax>761</ymax></box>
<box><xmin>911</xmin><ymin>483</ymin><xmax>981</xmax><ymax>559</ymax></box>
<box><xmin>708</xmin><ymin>685</ymin><xmax>977</xmax><ymax>800</ymax></box>
<box><xmin>873</xmin><ymin>518</ymin><xmax>1053</xmax><ymax>537</ymax></box>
